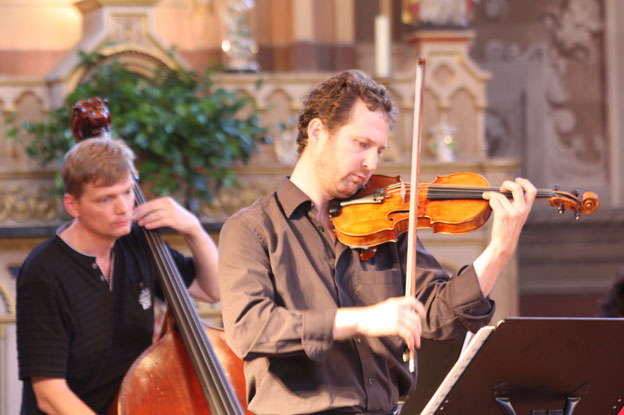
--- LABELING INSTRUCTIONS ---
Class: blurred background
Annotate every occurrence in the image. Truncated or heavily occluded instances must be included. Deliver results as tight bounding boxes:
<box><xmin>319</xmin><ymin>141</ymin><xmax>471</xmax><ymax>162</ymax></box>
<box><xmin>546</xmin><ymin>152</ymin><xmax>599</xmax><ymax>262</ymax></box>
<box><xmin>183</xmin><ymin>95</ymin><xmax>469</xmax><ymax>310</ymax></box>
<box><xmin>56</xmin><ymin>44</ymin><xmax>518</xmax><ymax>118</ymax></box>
<box><xmin>0</xmin><ymin>1</ymin><xmax>622</xmax><ymax>413</ymax></box>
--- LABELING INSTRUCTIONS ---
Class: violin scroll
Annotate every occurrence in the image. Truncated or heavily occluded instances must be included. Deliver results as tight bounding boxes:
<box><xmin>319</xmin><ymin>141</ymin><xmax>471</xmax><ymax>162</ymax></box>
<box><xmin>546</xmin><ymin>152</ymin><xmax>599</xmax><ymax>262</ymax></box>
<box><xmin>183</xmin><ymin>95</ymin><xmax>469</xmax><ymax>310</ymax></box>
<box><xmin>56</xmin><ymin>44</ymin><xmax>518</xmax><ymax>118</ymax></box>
<box><xmin>549</xmin><ymin>188</ymin><xmax>600</xmax><ymax>220</ymax></box>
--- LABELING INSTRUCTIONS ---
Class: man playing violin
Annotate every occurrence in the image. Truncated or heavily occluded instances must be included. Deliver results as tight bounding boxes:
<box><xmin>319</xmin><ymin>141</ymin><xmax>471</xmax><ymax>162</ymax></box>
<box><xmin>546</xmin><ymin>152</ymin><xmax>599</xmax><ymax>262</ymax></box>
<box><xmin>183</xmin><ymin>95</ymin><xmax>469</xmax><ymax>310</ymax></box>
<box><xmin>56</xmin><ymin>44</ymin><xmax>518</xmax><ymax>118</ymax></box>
<box><xmin>16</xmin><ymin>137</ymin><xmax>220</xmax><ymax>414</ymax></box>
<box><xmin>218</xmin><ymin>69</ymin><xmax>536</xmax><ymax>415</ymax></box>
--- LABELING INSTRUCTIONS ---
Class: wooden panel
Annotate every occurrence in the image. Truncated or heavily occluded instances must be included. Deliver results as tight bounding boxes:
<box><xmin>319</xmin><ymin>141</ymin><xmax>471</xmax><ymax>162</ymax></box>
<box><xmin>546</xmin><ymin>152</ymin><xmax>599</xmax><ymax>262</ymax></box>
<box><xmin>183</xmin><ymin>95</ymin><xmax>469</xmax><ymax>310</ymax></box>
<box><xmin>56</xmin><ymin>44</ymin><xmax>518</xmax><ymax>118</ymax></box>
<box><xmin>520</xmin><ymin>293</ymin><xmax>606</xmax><ymax>317</ymax></box>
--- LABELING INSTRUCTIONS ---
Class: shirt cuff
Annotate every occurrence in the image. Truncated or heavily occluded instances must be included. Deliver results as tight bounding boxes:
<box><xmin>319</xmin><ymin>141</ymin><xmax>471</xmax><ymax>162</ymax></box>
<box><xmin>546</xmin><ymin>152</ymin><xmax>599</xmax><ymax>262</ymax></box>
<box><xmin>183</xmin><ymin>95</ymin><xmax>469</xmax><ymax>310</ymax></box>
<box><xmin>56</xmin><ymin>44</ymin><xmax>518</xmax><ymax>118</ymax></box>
<box><xmin>301</xmin><ymin>309</ymin><xmax>336</xmax><ymax>361</ymax></box>
<box><xmin>453</xmin><ymin>265</ymin><xmax>496</xmax><ymax>331</ymax></box>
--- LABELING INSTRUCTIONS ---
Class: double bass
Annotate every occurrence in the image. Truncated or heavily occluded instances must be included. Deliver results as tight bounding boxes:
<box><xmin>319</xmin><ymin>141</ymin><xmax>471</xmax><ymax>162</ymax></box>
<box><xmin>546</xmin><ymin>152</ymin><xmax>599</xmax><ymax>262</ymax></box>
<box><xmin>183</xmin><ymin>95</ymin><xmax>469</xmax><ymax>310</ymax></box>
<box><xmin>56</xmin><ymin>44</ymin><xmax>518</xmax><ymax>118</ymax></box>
<box><xmin>70</xmin><ymin>97</ymin><xmax>251</xmax><ymax>415</ymax></box>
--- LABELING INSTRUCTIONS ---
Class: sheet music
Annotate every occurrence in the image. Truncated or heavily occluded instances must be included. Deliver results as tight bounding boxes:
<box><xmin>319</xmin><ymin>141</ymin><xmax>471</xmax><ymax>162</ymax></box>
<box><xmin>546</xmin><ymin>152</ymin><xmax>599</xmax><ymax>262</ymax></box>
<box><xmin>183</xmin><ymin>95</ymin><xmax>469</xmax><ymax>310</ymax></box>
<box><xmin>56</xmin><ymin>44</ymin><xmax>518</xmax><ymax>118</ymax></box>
<box><xmin>459</xmin><ymin>330</ymin><xmax>474</xmax><ymax>356</ymax></box>
<box><xmin>419</xmin><ymin>325</ymin><xmax>495</xmax><ymax>415</ymax></box>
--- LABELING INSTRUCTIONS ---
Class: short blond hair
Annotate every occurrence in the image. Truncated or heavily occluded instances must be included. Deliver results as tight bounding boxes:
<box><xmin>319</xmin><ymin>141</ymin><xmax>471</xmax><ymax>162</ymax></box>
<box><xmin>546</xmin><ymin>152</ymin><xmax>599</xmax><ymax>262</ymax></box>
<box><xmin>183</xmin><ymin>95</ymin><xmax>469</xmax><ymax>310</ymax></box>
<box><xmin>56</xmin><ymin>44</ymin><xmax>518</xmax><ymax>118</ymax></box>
<box><xmin>62</xmin><ymin>138</ymin><xmax>135</xmax><ymax>198</ymax></box>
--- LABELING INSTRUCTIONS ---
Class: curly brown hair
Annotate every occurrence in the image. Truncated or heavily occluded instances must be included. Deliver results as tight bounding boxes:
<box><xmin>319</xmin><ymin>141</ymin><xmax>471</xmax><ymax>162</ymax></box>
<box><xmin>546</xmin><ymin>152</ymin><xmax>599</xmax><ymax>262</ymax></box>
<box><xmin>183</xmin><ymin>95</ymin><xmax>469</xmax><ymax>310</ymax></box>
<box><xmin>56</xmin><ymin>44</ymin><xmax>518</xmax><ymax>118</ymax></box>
<box><xmin>296</xmin><ymin>70</ymin><xmax>397</xmax><ymax>155</ymax></box>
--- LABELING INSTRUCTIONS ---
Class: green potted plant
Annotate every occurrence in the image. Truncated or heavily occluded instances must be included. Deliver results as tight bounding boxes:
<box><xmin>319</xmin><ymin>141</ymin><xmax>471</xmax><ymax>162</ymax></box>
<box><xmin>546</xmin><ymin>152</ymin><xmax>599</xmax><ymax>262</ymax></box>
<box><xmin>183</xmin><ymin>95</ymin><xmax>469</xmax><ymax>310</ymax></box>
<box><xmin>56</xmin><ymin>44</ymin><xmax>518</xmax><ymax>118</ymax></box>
<box><xmin>8</xmin><ymin>51</ymin><xmax>266</xmax><ymax>213</ymax></box>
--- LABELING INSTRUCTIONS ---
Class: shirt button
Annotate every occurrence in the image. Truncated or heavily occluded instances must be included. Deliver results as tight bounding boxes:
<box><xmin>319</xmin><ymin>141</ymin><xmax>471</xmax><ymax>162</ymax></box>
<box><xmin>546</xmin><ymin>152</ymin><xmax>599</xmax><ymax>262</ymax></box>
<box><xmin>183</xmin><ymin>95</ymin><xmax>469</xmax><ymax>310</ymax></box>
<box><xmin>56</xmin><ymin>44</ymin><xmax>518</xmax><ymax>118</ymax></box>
<box><xmin>91</xmin><ymin>262</ymin><xmax>98</xmax><ymax>269</ymax></box>
<box><xmin>100</xmin><ymin>275</ymin><xmax>106</xmax><ymax>282</ymax></box>
<box><xmin>356</xmin><ymin>337</ymin><xmax>362</xmax><ymax>344</ymax></box>
<box><xmin>368</xmin><ymin>377</ymin><xmax>373</xmax><ymax>385</ymax></box>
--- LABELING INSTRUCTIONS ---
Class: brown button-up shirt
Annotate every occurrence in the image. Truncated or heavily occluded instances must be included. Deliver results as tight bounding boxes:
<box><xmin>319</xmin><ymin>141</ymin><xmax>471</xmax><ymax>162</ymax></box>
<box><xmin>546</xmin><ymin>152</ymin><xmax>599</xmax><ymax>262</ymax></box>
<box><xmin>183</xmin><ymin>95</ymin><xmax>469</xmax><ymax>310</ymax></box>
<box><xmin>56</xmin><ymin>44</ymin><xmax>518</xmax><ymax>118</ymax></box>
<box><xmin>218</xmin><ymin>178</ymin><xmax>494</xmax><ymax>415</ymax></box>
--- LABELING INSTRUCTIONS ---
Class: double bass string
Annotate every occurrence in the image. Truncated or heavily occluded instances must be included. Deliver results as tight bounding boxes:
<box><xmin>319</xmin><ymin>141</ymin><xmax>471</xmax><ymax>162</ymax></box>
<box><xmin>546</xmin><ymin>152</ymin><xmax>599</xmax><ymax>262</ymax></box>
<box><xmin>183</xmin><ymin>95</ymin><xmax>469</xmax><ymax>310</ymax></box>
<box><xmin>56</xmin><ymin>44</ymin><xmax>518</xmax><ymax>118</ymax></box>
<box><xmin>132</xmin><ymin>183</ymin><xmax>244</xmax><ymax>415</ymax></box>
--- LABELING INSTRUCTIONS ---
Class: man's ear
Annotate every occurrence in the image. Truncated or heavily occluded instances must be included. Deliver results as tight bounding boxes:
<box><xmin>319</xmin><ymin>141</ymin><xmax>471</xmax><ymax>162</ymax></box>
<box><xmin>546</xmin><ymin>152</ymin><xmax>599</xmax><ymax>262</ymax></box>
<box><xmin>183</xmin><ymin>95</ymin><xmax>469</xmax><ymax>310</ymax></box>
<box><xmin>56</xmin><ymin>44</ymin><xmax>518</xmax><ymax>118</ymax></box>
<box><xmin>63</xmin><ymin>194</ymin><xmax>80</xmax><ymax>219</ymax></box>
<box><xmin>307</xmin><ymin>118</ymin><xmax>326</xmax><ymax>146</ymax></box>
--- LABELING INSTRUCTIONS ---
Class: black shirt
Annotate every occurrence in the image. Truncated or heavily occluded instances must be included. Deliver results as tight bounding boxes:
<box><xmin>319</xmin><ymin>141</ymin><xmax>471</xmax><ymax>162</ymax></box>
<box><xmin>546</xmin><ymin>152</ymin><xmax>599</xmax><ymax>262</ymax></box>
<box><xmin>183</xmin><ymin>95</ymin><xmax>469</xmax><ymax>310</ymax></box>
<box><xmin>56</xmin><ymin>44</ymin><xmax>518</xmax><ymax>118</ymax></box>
<box><xmin>218</xmin><ymin>178</ymin><xmax>495</xmax><ymax>415</ymax></box>
<box><xmin>16</xmin><ymin>223</ymin><xmax>195</xmax><ymax>414</ymax></box>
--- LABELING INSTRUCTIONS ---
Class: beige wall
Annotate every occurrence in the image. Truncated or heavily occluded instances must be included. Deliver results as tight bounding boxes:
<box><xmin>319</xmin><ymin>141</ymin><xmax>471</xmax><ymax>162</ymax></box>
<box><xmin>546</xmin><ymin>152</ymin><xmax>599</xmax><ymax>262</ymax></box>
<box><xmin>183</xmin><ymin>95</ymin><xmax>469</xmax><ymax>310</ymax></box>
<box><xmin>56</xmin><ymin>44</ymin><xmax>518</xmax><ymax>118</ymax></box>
<box><xmin>0</xmin><ymin>0</ymin><xmax>81</xmax><ymax>49</ymax></box>
<box><xmin>0</xmin><ymin>0</ymin><xmax>80</xmax><ymax>75</ymax></box>
<box><xmin>0</xmin><ymin>0</ymin><xmax>225</xmax><ymax>76</ymax></box>
<box><xmin>153</xmin><ymin>0</ymin><xmax>222</xmax><ymax>50</ymax></box>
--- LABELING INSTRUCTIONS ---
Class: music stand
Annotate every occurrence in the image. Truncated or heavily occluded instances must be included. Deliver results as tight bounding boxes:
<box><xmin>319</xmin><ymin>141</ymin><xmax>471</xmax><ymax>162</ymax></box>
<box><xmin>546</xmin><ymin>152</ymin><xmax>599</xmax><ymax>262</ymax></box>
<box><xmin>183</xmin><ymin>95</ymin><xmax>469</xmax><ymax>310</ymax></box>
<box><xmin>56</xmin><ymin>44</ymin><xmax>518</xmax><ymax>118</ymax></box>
<box><xmin>400</xmin><ymin>336</ymin><xmax>466</xmax><ymax>414</ymax></box>
<box><xmin>407</xmin><ymin>318</ymin><xmax>624</xmax><ymax>415</ymax></box>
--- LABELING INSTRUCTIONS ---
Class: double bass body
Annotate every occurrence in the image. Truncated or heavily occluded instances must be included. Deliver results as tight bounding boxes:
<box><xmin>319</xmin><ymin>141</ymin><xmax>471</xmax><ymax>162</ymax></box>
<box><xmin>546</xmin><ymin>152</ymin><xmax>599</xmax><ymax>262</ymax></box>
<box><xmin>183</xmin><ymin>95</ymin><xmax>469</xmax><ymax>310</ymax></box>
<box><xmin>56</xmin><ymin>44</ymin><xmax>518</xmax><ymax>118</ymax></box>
<box><xmin>109</xmin><ymin>320</ymin><xmax>251</xmax><ymax>414</ymax></box>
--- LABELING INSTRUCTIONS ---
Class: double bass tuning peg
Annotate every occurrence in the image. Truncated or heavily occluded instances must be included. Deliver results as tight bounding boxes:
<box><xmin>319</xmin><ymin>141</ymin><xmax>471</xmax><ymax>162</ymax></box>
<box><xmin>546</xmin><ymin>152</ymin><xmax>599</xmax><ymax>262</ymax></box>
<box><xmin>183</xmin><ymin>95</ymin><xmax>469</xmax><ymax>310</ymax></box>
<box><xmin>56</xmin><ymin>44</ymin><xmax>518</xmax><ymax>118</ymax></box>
<box><xmin>558</xmin><ymin>205</ymin><xmax>565</xmax><ymax>215</ymax></box>
<box><xmin>571</xmin><ymin>189</ymin><xmax>580</xmax><ymax>197</ymax></box>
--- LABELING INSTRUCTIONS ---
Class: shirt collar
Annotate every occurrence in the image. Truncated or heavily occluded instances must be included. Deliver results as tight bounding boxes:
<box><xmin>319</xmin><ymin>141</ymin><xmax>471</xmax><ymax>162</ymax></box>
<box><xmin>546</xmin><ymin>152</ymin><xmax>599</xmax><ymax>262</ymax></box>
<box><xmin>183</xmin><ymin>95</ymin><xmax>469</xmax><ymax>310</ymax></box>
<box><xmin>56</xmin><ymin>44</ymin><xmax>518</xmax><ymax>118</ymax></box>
<box><xmin>277</xmin><ymin>177</ymin><xmax>313</xmax><ymax>218</ymax></box>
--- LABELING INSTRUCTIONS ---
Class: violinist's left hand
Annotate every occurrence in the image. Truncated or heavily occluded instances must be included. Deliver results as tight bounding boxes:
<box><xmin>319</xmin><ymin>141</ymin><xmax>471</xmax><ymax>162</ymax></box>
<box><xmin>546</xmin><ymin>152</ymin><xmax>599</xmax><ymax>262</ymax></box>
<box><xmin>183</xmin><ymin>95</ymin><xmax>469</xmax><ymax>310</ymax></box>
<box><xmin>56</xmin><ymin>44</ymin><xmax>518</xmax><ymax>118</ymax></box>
<box><xmin>473</xmin><ymin>178</ymin><xmax>536</xmax><ymax>296</ymax></box>
<box><xmin>485</xmin><ymin>177</ymin><xmax>536</xmax><ymax>256</ymax></box>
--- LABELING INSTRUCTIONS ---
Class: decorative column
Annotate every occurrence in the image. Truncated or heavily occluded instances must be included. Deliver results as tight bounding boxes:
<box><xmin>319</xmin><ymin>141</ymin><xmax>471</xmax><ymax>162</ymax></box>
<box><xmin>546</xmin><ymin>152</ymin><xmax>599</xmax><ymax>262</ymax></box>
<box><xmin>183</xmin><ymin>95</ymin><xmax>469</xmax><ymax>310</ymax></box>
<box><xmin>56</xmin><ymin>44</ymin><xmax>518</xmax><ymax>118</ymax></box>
<box><xmin>399</xmin><ymin>0</ymin><xmax>486</xmax><ymax>162</ymax></box>
<box><xmin>374</xmin><ymin>0</ymin><xmax>392</xmax><ymax>78</ymax></box>
<box><xmin>405</xmin><ymin>30</ymin><xmax>490</xmax><ymax>162</ymax></box>
<box><xmin>606</xmin><ymin>0</ymin><xmax>624</xmax><ymax>206</ymax></box>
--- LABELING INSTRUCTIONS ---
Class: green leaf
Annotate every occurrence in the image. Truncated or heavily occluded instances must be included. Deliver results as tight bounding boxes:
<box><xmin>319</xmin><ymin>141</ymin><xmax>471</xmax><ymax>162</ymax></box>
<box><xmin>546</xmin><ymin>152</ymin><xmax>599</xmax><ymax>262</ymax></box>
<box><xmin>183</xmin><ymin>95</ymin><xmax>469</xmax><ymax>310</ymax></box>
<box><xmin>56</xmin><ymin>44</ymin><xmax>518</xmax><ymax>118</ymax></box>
<box><xmin>8</xmin><ymin>50</ymin><xmax>267</xmax><ymax>209</ymax></box>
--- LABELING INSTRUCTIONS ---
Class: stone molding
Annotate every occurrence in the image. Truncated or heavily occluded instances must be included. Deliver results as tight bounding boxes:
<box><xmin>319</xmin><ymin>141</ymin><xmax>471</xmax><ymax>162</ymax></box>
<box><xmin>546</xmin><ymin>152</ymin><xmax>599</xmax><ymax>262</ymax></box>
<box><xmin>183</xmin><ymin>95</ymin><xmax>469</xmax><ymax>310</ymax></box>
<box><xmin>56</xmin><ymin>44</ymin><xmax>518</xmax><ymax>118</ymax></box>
<box><xmin>46</xmin><ymin>1</ymin><xmax>188</xmax><ymax>107</ymax></box>
<box><xmin>0</xmin><ymin>186</ymin><xmax>58</xmax><ymax>223</ymax></box>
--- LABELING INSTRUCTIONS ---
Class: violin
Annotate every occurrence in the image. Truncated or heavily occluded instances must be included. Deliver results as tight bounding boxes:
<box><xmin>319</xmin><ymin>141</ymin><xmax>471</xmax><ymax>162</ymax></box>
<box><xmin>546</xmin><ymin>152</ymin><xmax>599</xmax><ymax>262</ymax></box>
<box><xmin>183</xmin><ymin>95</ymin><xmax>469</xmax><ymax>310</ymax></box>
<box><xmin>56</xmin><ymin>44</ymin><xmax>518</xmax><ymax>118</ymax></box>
<box><xmin>329</xmin><ymin>172</ymin><xmax>600</xmax><ymax>251</ymax></box>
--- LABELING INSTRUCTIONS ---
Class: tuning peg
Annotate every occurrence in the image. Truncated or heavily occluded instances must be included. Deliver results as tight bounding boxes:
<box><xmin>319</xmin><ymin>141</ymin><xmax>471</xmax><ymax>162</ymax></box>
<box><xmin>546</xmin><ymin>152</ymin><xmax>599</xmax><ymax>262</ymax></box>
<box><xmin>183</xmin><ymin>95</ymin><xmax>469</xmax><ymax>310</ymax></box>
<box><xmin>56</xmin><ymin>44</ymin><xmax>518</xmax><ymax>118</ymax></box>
<box><xmin>554</xmin><ymin>184</ymin><xmax>560</xmax><ymax>191</ymax></box>
<box><xmin>575</xmin><ymin>211</ymin><xmax>581</xmax><ymax>220</ymax></box>
<box><xmin>571</xmin><ymin>189</ymin><xmax>580</xmax><ymax>197</ymax></box>
<box><xmin>558</xmin><ymin>205</ymin><xmax>565</xmax><ymax>215</ymax></box>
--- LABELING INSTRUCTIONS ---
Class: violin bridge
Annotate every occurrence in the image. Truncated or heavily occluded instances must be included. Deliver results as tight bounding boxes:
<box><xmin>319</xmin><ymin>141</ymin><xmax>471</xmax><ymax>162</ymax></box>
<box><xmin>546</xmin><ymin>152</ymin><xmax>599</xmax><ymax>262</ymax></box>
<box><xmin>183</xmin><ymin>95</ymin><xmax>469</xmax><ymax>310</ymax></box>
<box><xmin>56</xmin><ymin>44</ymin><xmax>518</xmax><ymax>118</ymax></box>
<box><xmin>400</xmin><ymin>181</ymin><xmax>407</xmax><ymax>204</ymax></box>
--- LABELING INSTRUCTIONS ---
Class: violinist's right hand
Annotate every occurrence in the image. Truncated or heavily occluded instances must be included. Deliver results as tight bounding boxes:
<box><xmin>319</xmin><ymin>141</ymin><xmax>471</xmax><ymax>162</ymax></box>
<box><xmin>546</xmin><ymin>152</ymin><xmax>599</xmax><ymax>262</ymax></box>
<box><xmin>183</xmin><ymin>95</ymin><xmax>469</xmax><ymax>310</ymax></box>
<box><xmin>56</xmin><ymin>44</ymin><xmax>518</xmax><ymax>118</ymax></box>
<box><xmin>333</xmin><ymin>297</ymin><xmax>426</xmax><ymax>350</ymax></box>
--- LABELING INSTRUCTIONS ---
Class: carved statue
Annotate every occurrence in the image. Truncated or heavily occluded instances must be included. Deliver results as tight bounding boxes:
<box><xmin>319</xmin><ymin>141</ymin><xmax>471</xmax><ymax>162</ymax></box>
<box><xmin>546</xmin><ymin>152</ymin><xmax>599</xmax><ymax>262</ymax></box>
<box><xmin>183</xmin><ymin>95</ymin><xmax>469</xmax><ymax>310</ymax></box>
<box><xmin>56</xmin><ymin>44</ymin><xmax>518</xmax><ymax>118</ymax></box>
<box><xmin>402</xmin><ymin>0</ymin><xmax>478</xmax><ymax>27</ymax></box>
<box><xmin>221</xmin><ymin>0</ymin><xmax>260</xmax><ymax>72</ymax></box>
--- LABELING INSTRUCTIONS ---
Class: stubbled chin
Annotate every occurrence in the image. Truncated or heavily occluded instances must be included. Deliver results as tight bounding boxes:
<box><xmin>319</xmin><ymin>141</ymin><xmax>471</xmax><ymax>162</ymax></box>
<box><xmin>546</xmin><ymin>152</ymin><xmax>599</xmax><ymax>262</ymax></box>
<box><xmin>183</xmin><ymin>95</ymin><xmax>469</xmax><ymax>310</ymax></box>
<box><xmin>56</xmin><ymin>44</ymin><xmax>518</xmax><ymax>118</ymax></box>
<box><xmin>335</xmin><ymin>181</ymin><xmax>363</xmax><ymax>199</ymax></box>
<box><xmin>351</xmin><ymin>175</ymin><xmax>369</xmax><ymax>190</ymax></box>
<box><xmin>113</xmin><ymin>223</ymin><xmax>132</xmax><ymax>236</ymax></box>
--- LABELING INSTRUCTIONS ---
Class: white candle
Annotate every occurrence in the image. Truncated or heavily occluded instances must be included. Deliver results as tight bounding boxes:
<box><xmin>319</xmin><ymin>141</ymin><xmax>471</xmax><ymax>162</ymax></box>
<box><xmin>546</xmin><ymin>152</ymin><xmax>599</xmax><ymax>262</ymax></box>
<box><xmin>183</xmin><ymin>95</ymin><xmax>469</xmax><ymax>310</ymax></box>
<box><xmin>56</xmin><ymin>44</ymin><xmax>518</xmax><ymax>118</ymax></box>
<box><xmin>374</xmin><ymin>14</ymin><xmax>391</xmax><ymax>78</ymax></box>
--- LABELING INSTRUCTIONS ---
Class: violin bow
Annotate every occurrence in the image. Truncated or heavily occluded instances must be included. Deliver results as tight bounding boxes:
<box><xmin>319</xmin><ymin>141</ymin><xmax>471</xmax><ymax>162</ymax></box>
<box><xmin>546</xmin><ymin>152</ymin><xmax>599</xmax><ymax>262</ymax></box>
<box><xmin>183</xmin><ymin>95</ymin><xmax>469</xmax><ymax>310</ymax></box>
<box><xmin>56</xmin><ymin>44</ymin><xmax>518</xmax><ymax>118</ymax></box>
<box><xmin>405</xmin><ymin>57</ymin><xmax>426</xmax><ymax>372</ymax></box>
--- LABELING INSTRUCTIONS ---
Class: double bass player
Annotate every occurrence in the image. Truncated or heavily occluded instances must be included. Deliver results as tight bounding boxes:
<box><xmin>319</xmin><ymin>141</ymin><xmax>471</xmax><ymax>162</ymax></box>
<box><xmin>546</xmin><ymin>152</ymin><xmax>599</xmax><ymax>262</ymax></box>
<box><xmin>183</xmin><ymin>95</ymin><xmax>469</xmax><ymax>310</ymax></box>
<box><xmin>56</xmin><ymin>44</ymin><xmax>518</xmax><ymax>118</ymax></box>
<box><xmin>16</xmin><ymin>132</ymin><xmax>220</xmax><ymax>413</ymax></box>
<box><xmin>217</xmin><ymin>69</ymin><xmax>537</xmax><ymax>414</ymax></box>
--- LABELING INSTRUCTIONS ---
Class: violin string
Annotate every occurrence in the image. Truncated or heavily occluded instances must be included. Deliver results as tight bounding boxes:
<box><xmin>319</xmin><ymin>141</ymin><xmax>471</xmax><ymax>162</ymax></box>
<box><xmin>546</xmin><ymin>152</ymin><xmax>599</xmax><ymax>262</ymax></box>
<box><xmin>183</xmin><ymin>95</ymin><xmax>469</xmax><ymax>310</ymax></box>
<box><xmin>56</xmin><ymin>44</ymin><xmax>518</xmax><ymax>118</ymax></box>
<box><xmin>384</xmin><ymin>182</ymin><xmax>557</xmax><ymax>194</ymax></box>
<box><xmin>382</xmin><ymin>184</ymin><xmax>556</xmax><ymax>199</ymax></box>
<box><xmin>384</xmin><ymin>188</ymin><xmax>556</xmax><ymax>198</ymax></box>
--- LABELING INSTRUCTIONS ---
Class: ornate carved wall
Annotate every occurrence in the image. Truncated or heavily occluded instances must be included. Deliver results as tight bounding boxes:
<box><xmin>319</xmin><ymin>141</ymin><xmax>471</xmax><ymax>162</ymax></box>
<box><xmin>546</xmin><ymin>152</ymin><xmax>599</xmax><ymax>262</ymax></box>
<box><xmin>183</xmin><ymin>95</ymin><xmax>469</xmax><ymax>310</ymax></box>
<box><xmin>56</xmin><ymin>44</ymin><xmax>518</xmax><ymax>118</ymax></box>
<box><xmin>473</xmin><ymin>0</ymin><xmax>608</xmax><ymax>199</ymax></box>
<box><xmin>469</xmin><ymin>0</ymin><xmax>622</xmax><ymax>315</ymax></box>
